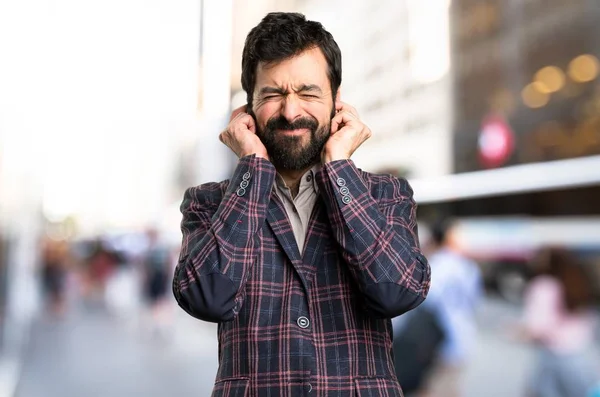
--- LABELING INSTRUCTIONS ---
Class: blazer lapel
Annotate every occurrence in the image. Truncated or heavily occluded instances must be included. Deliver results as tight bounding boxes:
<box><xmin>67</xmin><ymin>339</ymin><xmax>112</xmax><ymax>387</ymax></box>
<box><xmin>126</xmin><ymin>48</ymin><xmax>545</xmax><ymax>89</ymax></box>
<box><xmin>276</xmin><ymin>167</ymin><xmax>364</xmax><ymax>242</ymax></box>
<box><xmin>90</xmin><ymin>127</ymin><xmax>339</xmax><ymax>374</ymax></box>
<box><xmin>266</xmin><ymin>192</ymin><xmax>302</xmax><ymax>264</ymax></box>
<box><xmin>301</xmin><ymin>199</ymin><xmax>330</xmax><ymax>273</ymax></box>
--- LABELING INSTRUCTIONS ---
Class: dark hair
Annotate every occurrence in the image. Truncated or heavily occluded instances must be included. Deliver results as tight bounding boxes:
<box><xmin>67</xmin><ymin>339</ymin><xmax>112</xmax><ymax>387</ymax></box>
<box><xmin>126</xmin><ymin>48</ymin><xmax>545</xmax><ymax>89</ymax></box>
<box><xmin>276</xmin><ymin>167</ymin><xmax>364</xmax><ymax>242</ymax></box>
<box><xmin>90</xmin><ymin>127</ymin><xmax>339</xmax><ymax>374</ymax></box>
<box><xmin>430</xmin><ymin>218</ymin><xmax>452</xmax><ymax>246</ymax></box>
<box><xmin>241</xmin><ymin>12</ymin><xmax>342</xmax><ymax>108</ymax></box>
<box><xmin>536</xmin><ymin>247</ymin><xmax>594</xmax><ymax>311</ymax></box>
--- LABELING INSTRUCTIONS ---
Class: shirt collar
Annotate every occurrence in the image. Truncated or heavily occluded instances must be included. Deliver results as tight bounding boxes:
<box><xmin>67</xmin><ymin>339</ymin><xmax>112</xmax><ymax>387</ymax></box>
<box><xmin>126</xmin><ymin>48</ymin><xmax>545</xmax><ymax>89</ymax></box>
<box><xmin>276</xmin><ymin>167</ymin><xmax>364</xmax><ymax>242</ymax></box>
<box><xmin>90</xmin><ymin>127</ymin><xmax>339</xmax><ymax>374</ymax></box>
<box><xmin>274</xmin><ymin>163</ymin><xmax>322</xmax><ymax>195</ymax></box>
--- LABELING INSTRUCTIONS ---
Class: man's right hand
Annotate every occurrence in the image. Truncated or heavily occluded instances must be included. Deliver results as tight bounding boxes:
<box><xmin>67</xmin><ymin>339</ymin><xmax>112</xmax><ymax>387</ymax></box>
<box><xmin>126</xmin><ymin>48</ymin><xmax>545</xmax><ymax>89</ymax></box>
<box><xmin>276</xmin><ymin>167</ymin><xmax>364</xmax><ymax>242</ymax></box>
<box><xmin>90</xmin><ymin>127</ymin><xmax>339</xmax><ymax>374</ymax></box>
<box><xmin>219</xmin><ymin>105</ymin><xmax>269</xmax><ymax>160</ymax></box>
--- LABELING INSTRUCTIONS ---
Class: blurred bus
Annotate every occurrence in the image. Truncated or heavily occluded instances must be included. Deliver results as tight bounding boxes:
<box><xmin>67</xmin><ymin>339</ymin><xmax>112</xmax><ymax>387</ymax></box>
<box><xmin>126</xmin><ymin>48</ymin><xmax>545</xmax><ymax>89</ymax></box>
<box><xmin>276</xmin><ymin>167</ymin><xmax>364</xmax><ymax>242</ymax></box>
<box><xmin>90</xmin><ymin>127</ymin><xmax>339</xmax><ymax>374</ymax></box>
<box><xmin>410</xmin><ymin>156</ymin><xmax>600</xmax><ymax>304</ymax></box>
<box><xmin>448</xmin><ymin>216</ymin><xmax>600</xmax><ymax>303</ymax></box>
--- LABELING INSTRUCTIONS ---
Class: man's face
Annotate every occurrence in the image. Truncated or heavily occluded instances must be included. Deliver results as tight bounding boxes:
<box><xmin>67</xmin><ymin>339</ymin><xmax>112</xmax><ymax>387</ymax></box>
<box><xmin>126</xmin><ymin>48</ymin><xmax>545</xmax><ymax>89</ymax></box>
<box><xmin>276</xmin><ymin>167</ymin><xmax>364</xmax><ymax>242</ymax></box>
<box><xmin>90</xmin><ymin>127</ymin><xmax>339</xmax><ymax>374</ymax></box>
<box><xmin>251</xmin><ymin>47</ymin><xmax>336</xmax><ymax>171</ymax></box>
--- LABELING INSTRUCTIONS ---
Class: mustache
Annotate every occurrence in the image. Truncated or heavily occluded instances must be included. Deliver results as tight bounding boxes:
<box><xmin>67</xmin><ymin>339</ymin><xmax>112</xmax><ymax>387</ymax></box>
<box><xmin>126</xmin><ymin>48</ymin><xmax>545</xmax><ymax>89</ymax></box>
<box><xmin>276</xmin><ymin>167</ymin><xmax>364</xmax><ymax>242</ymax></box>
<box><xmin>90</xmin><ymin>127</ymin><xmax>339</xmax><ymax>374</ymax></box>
<box><xmin>265</xmin><ymin>115</ymin><xmax>318</xmax><ymax>132</ymax></box>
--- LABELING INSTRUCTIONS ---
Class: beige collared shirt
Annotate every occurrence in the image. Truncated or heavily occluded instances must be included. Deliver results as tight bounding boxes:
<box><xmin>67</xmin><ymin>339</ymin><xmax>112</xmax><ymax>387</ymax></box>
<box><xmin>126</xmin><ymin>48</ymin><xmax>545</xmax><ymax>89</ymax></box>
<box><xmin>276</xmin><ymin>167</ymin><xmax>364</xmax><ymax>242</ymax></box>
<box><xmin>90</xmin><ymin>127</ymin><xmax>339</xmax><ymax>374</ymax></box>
<box><xmin>274</xmin><ymin>164</ymin><xmax>321</xmax><ymax>254</ymax></box>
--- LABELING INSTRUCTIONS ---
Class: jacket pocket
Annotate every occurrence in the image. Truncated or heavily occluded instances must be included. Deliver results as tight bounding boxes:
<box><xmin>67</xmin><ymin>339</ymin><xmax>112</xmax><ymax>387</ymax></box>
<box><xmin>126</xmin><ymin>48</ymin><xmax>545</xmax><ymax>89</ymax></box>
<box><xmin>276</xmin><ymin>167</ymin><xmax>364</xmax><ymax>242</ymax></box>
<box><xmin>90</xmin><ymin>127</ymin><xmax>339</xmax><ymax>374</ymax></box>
<box><xmin>354</xmin><ymin>377</ymin><xmax>404</xmax><ymax>397</ymax></box>
<box><xmin>212</xmin><ymin>377</ymin><xmax>250</xmax><ymax>397</ymax></box>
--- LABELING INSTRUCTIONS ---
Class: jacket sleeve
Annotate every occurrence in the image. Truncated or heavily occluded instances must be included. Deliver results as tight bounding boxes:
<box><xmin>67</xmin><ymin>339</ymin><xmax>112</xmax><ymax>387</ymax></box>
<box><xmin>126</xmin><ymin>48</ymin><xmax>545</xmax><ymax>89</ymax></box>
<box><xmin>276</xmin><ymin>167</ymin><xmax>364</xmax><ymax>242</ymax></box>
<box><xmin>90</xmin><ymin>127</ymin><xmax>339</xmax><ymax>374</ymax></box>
<box><xmin>315</xmin><ymin>159</ymin><xmax>430</xmax><ymax>318</ymax></box>
<box><xmin>172</xmin><ymin>155</ymin><xmax>276</xmax><ymax>323</ymax></box>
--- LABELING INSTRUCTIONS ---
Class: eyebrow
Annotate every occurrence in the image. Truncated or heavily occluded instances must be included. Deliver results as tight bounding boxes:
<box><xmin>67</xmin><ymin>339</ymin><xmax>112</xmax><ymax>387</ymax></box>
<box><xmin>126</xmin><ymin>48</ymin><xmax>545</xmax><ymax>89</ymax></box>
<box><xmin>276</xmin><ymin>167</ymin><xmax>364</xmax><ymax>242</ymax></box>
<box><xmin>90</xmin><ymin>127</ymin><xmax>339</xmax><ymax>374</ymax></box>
<box><xmin>258</xmin><ymin>84</ymin><xmax>323</xmax><ymax>96</ymax></box>
<box><xmin>296</xmin><ymin>84</ymin><xmax>322</xmax><ymax>94</ymax></box>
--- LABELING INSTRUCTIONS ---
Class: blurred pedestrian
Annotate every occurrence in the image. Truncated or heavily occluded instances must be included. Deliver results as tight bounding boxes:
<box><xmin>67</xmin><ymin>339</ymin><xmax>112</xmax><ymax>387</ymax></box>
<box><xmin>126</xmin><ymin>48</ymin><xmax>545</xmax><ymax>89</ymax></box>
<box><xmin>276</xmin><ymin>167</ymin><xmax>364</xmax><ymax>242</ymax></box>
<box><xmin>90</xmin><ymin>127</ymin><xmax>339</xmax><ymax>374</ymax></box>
<box><xmin>40</xmin><ymin>238</ymin><xmax>69</xmax><ymax>317</ymax></box>
<box><xmin>85</xmin><ymin>239</ymin><xmax>118</xmax><ymax>306</ymax></box>
<box><xmin>172</xmin><ymin>12</ymin><xmax>430</xmax><ymax>396</ymax></box>
<box><xmin>141</xmin><ymin>229</ymin><xmax>172</xmax><ymax>339</ymax></box>
<box><xmin>396</xmin><ymin>219</ymin><xmax>482</xmax><ymax>397</ymax></box>
<box><xmin>518</xmin><ymin>247</ymin><xmax>599</xmax><ymax>397</ymax></box>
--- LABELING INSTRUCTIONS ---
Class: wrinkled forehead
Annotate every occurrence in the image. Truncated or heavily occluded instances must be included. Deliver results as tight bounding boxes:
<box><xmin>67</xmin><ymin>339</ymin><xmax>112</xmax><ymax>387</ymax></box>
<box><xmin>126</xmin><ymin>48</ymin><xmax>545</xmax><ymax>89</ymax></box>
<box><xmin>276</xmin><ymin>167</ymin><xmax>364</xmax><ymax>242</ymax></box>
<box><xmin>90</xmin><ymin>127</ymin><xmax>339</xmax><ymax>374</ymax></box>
<box><xmin>254</xmin><ymin>48</ymin><xmax>331</xmax><ymax>94</ymax></box>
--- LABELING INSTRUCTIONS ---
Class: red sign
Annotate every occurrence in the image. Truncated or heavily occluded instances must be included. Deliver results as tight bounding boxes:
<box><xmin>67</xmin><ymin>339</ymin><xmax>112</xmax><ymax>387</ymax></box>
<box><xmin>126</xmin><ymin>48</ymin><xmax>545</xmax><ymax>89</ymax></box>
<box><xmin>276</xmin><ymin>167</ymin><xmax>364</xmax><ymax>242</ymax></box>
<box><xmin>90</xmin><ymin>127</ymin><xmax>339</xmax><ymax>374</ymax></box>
<box><xmin>477</xmin><ymin>115</ymin><xmax>515</xmax><ymax>168</ymax></box>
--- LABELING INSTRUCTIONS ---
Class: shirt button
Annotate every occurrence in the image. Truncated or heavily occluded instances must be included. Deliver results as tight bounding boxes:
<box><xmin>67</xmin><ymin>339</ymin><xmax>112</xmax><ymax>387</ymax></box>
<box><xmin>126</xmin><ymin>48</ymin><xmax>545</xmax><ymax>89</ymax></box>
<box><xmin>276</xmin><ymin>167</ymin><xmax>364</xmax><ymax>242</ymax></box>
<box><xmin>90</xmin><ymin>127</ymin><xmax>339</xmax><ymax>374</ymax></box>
<box><xmin>297</xmin><ymin>316</ymin><xmax>310</xmax><ymax>329</ymax></box>
<box><xmin>243</xmin><ymin>172</ymin><xmax>251</xmax><ymax>181</ymax></box>
<box><xmin>306</xmin><ymin>174</ymin><xmax>313</xmax><ymax>182</ymax></box>
<box><xmin>336</xmin><ymin>177</ymin><xmax>346</xmax><ymax>187</ymax></box>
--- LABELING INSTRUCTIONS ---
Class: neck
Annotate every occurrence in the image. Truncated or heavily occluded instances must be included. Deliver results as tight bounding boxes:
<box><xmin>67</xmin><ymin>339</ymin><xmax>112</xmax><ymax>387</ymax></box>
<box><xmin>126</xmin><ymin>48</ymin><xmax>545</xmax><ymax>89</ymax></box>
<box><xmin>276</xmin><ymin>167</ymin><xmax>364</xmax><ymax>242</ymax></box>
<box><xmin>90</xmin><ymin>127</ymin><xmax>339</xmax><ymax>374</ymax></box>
<box><xmin>278</xmin><ymin>165</ymin><xmax>315</xmax><ymax>198</ymax></box>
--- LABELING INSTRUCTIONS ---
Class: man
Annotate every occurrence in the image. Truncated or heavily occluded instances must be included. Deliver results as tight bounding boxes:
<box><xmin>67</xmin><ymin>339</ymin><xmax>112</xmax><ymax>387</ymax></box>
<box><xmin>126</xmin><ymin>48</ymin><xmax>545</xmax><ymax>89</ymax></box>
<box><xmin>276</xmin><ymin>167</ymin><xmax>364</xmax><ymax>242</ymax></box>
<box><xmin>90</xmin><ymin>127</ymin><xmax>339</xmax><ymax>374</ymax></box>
<box><xmin>173</xmin><ymin>12</ymin><xmax>430</xmax><ymax>396</ymax></box>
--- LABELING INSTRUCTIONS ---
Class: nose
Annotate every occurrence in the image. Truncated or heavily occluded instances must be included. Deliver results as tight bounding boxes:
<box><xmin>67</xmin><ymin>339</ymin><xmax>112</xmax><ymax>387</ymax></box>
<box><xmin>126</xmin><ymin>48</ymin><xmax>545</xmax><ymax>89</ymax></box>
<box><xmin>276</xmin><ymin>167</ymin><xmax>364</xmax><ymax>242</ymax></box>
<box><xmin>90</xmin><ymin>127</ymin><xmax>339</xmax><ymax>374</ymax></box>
<box><xmin>280</xmin><ymin>95</ymin><xmax>302</xmax><ymax>124</ymax></box>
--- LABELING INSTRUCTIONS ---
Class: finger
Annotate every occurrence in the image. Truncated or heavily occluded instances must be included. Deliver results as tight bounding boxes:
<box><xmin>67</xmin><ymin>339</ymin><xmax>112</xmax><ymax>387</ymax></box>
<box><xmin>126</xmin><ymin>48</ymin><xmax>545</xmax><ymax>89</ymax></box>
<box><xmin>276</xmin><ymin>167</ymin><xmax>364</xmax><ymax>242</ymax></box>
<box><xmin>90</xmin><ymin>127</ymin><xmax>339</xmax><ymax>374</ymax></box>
<box><xmin>239</xmin><ymin>114</ymin><xmax>256</xmax><ymax>133</ymax></box>
<box><xmin>232</xmin><ymin>115</ymin><xmax>256</xmax><ymax>138</ymax></box>
<box><xmin>332</xmin><ymin>110</ymin><xmax>356</xmax><ymax>125</ymax></box>
<box><xmin>230</xmin><ymin>104</ymin><xmax>248</xmax><ymax>121</ymax></box>
<box><xmin>336</xmin><ymin>101</ymin><xmax>359</xmax><ymax>118</ymax></box>
<box><xmin>330</xmin><ymin>111</ymin><xmax>355</xmax><ymax>134</ymax></box>
<box><xmin>331</xmin><ymin>117</ymin><xmax>339</xmax><ymax>134</ymax></box>
<box><xmin>220</xmin><ymin>130</ymin><xmax>232</xmax><ymax>145</ymax></box>
<box><xmin>330</xmin><ymin>111</ymin><xmax>345</xmax><ymax>134</ymax></box>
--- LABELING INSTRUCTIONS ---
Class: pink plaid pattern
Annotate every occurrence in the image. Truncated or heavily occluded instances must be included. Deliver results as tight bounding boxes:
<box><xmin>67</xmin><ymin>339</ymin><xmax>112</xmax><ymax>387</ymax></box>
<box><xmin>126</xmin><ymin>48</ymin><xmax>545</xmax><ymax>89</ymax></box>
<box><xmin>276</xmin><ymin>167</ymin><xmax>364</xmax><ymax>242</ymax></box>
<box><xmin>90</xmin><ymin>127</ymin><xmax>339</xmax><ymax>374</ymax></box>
<box><xmin>173</xmin><ymin>155</ymin><xmax>430</xmax><ymax>396</ymax></box>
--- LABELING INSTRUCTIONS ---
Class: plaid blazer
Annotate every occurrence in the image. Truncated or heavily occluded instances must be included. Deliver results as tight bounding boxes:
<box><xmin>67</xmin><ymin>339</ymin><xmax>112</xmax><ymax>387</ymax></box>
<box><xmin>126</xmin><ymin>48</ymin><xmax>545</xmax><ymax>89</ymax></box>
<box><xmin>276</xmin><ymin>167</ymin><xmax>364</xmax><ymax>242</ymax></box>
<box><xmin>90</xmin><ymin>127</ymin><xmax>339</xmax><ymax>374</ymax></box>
<box><xmin>173</xmin><ymin>155</ymin><xmax>430</xmax><ymax>397</ymax></box>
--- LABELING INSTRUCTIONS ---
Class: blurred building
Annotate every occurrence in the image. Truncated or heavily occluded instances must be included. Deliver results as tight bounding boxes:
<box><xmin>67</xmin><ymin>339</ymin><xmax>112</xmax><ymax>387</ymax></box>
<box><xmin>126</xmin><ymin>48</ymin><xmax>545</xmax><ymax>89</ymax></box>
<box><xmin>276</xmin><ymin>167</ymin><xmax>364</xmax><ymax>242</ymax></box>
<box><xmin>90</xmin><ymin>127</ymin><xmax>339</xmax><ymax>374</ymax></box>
<box><xmin>412</xmin><ymin>0</ymin><xmax>600</xmax><ymax>216</ymax></box>
<box><xmin>0</xmin><ymin>109</ymin><xmax>43</xmax><ymax>367</ymax></box>
<box><xmin>0</xmin><ymin>0</ymin><xmax>205</xmax><ymax>370</ymax></box>
<box><xmin>230</xmin><ymin>0</ymin><xmax>453</xmax><ymax>180</ymax></box>
<box><xmin>411</xmin><ymin>0</ymin><xmax>600</xmax><ymax>301</ymax></box>
<box><xmin>452</xmin><ymin>0</ymin><xmax>600</xmax><ymax>172</ymax></box>
<box><xmin>229</xmin><ymin>0</ymin><xmax>299</xmax><ymax>108</ymax></box>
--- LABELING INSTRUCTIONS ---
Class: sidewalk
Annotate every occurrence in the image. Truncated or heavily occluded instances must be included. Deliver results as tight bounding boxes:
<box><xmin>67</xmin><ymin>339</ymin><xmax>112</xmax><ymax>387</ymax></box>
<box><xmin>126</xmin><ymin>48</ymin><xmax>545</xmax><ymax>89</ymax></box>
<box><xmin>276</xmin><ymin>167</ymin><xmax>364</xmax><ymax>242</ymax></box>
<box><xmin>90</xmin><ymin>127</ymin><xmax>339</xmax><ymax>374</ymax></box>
<box><xmin>0</xmin><ymin>356</ymin><xmax>22</xmax><ymax>397</ymax></box>
<box><xmin>14</xmin><ymin>302</ymin><xmax>218</xmax><ymax>397</ymax></box>
<box><xmin>464</xmin><ymin>297</ymin><xmax>600</xmax><ymax>397</ymax></box>
<box><xmin>0</xmin><ymin>319</ymin><xmax>32</xmax><ymax>397</ymax></box>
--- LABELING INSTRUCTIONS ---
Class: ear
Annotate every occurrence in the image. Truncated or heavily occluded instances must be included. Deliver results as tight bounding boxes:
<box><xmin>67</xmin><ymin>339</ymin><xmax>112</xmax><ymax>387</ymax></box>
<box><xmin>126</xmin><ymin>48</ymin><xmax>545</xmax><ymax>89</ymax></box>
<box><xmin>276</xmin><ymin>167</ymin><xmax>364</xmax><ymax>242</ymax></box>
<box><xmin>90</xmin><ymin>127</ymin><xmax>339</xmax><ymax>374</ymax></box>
<box><xmin>335</xmin><ymin>87</ymin><xmax>341</xmax><ymax>103</ymax></box>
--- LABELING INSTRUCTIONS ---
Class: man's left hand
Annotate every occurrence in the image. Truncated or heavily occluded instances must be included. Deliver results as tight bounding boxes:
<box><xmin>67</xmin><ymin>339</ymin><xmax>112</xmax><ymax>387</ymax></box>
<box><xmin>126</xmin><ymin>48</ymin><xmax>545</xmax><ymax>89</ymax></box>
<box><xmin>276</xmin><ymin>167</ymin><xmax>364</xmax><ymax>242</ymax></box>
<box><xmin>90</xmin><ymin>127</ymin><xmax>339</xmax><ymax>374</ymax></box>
<box><xmin>322</xmin><ymin>101</ymin><xmax>372</xmax><ymax>163</ymax></box>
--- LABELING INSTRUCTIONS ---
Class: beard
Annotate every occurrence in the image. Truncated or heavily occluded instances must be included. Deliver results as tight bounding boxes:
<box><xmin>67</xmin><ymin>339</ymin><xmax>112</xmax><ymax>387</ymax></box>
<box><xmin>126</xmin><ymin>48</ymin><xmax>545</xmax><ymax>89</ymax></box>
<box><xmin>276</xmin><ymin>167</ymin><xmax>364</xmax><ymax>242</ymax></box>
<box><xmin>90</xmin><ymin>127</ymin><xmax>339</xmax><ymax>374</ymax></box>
<box><xmin>254</xmin><ymin>108</ymin><xmax>335</xmax><ymax>171</ymax></box>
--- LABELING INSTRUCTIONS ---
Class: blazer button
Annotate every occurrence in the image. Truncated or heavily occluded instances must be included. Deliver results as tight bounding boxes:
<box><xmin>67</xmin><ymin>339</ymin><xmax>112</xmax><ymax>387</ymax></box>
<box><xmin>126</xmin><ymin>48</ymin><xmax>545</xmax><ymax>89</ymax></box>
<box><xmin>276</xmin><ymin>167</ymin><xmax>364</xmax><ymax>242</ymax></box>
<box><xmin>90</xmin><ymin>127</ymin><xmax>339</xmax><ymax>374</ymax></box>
<box><xmin>297</xmin><ymin>316</ymin><xmax>310</xmax><ymax>329</ymax></box>
<box><xmin>240</xmin><ymin>180</ymin><xmax>249</xmax><ymax>189</ymax></box>
<box><xmin>243</xmin><ymin>172</ymin><xmax>251</xmax><ymax>181</ymax></box>
<box><xmin>236</xmin><ymin>187</ymin><xmax>246</xmax><ymax>197</ymax></box>
<box><xmin>339</xmin><ymin>186</ymin><xmax>349</xmax><ymax>196</ymax></box>
<box><xmin>342</xmin><ymin>195</ymin><xmax>352</xmax><ymax>204</ymax></box>
<box><xmin>336</xmin><ymin>177</ymin><xmax>346</xmax><ymax>187</ymax></box>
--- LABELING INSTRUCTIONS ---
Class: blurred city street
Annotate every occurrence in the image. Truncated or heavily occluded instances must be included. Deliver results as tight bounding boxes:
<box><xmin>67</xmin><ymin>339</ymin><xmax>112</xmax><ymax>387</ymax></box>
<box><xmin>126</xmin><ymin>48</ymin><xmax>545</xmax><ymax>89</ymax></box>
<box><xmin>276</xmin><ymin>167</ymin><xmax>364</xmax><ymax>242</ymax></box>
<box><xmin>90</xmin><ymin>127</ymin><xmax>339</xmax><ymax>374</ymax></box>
<box><xmin>14</xmin><ymin>295</ymin><xmax>592</xmax><ymax>397</ymax></box>
<box><xmin>1</xmin><ymin>0</ymin><xmax>600</xmax><ymax>396</ymax></box>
